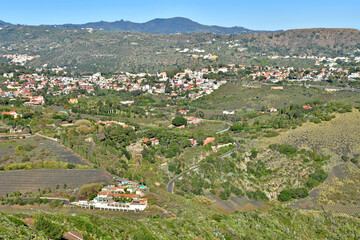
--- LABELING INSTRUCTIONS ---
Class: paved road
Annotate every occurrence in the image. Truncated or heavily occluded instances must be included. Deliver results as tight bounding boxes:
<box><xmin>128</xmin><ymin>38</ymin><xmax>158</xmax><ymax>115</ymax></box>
<box><xmin>219</xmin><ymin>142</ymin><xmax>241</xmax><ymax>158</ymax></box>
<box><xmin>216</xmin><ymin>122</ymin><xmax>233</xmax><ymax>135</ymax></box>
<box><xmin>167</xmin><ymin>142</ymin><xmax>240</xmax><ymax>193</ymax></box>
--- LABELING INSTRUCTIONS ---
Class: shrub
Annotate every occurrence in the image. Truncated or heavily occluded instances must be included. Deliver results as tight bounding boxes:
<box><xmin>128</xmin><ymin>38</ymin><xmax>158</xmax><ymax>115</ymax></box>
<box><xmin>278</xmin><ymin>144</ymin><xmax>297</xmax><ymax>156</ymax></box>
<box><xmin>291</xmin><ymin>188</ymin><xmax>309</xmax><ymax>199</ymax></box>
<box><xmin>264</xmin><ymin>131</ymin><xmax>280</xmax><ymax>138</ymax></box>
<box><xmin>78</xmin><ymin>182</ymin><xmax>104</xmax><ymax>199</ymax></box>
<box><xmin>306</xmin><ymin>178</ymin><xmax>319</xmax><ymax>188</ymax></box>
<box><xmin>278</xmin><ymin>189</ymin><xmax>292</xmax><ymax>202</ymax></box>
<box><xmin>219</xmin><ymin>190</ymin><xmax>231</xmax><ymax>200</ymax></box>
<box><xmin>67</xmin><ymin>163</ymin><xmax>76</xmax><ymax>169</ymax></box>
<box><xmin>34</xmin><ymin>213</ymin><xmax>64</xmax><ymax>239</ymax></box>
<box><xmin>75</xmin><ymin>119</ymin><xmax>92</xmax><ymax>127</ymax></box>
<box><xmin>21</xmin><ymin>157</ymin><xmax>30</xmax><ymax>162</ymax></box>
<box><xmin>172</xmin><ymin>117</ymin><xmax>187</xmax><ymax>126</ymax></box>
<box><xmin>350</xmin><ymin>158</ymin><xmax>359</xmax><ymax>164</ymax></box>
<box><xmin>250</xmin><ymin>149</ymin><xmax>258</xmax><ymax>159</ymax></box>
<box><xmin>230</xmin><ymin>125</ymin><xmax>244</xmax><ymax>132</ymax></box>
<box><xmin>247</xmin><ymin>190</ymin><xmax>268</xmax><ymax>201</ymax></box>
<box><xmin>310</xmin><ymin>118</ymin><xmax>321</xmax><ymax>124</ymax></box>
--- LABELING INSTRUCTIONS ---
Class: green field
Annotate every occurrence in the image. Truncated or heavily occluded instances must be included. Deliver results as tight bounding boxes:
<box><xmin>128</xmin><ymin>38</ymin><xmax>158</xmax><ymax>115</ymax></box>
<box><xmin>192</xmin><ymin>83</ymin><xmax>360</xmax><ymax>111</ymax></box>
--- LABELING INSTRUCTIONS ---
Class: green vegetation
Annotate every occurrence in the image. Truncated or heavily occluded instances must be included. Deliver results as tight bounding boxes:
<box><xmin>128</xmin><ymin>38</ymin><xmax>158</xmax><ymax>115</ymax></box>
<box><xmin>172</xmin><ymin>116</ymin><xmax>187</xmax><ymax>126</ymax></box>
<box><xmin>278</xmin><ymin>188</ymin><xmax>309</xmax><ymax>202</ymax></box>
<box><xmin>0</xmin><ymin>161</ymin><xmax>89</xmax><ymax>171</ymax></box>
<box><xmin>0</xmin><ymin>206</ymin><xmax>359</xmax><ymax>239</ymax></box>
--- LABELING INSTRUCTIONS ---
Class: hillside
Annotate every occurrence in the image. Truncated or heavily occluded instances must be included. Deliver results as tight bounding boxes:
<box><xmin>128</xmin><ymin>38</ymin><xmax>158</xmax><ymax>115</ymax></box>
<box><xmin>0</xmin><ymin>27</ymin><xmax>358</xmax><ymax>72</ymax></box>
<box><xmin>261</xmin><ymin>110</ymin><xmax>360</xmax><ymax>158</ymax></box>
<box><xmin>0</xmin><ymin>205</ymin><xmax>359</xmax><ymax>239</ymax></box>
<box><xmin>240</xmin><ymin>28</ymin><xmax>360</xmax><ymax>56</ymax></box>
<box><xmin>15</xmin><ymin>17</ymin><xmax>276</xmax><ymax>34</ymax></box>
<box><xmin>0</xmin><ymin>20</ymin><xmax>13</xmax><ymax>26</ymax></box>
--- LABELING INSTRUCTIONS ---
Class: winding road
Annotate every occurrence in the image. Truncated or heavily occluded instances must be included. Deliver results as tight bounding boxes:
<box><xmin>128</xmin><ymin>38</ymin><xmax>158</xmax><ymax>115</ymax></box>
<box><xmin>167</xmin><ymin>142</ymin><xmax>240</xmax><ymax>193</ymax></box>
<box><xmin>215</xmin><ymin>122</ymin><xmax>233</xmax><ymax>135</ymax></box>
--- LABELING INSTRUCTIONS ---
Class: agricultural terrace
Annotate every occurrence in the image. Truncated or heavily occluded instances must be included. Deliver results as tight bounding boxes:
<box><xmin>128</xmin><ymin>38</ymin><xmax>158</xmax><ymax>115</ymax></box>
<box><xmin>0</xmin><ymin>136</ymin><xmax>90</xmax><ymax>167</ymax></box>
<box><xmin>0</xmin><ymin>169</ymin><xmax>112</xmax><ymax>196</ymax></box>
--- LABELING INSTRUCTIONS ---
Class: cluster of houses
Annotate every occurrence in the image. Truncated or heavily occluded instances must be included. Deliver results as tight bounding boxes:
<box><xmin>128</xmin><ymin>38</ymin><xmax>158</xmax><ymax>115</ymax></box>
<box><xmin>1</xmin><ymin>111</ymin><xmax>21</xmax><ymax>118</ymax></box>
<box><xmin>1</xmin><ymin>59</ymin><xmax>359</xmax><ymax>101</ymax></box>
<box><xmin>0</xmin><ymin>67</ymin><xmax>228</xmax><ymax>100</ymax></box>
<box><xmin>72</xmin><ymin>178</ymin><xmax>148</xmax><ymax>212</ymax></box>
<box><xmin>2</xmin><ymin>54</ymin><xmax>38</xmax><ymax>65</ymax></box>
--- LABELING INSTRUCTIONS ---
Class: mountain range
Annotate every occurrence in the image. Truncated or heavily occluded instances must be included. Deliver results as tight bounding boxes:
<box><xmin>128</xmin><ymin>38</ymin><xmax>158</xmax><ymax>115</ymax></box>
<box><xmin>0</xmin><ymin>17</ymin><xmax>279</xmax><ymax>34</ymax></box>
<box><xmin>0</xmin><ymin>20</ymin><xmax>13</xmax><ymax>26</ymax></box>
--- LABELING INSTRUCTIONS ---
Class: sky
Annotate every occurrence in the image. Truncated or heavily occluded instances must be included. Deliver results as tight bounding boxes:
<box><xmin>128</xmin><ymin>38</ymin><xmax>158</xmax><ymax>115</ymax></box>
<box><xmin>0</xmin><ymin>0</ymin><xmax>359</xmax><ymax>30</ymax></box>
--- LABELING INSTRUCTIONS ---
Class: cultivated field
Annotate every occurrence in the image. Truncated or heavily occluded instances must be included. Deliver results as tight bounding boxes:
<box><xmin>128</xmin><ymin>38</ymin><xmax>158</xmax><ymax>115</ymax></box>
<box><xmin>0</xmin><ymin>136</ymin><xmax>90</xmax><ymax>166</ymax></box>
<box><xmin>260</xmin><ymin>110</ymin><xmax>360</xmax><ymax>158</ymax></box>
<box><xmin>0</xmin><ymin>169</ymin><xmax>112</xmax><ymax>196</ymax></box>
<box><xmin>192</xmin><ymin>83</ymin><xmax>360</xmax><ymax>111</ymax></box>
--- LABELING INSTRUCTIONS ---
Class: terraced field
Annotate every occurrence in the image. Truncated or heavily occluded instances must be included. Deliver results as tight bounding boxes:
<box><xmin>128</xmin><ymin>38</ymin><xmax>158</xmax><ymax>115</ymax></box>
<box><xmin>205</xmin><ymin>194</ymin><xmax>270</xmax><ymax>214</ymax></box>
<box><xmin>0</xmin><ymin>136</ymin><xmax>89</xmax><ymax>166</ymax></box>
<box><xmin>0</xmin><ymin>169</ymin><xmax>112</xmax><ymax>196</ymax></box>
<box><xmin>291</xmin><ymin>163</ymin><xmax>360</xmax><ymax>216</ymax></box>
<box><xmin>261</xmin><ymin>110</ymin><xmax>360</xmax><ymax>158</ymax></box>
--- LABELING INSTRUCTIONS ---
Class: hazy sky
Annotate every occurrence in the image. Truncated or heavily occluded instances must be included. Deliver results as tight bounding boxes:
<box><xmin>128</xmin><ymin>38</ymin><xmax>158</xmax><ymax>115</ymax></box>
<box><xmin>1</xmin><ymin>0</ymin><xmax>358</xmax><ymax>30</ymax></box>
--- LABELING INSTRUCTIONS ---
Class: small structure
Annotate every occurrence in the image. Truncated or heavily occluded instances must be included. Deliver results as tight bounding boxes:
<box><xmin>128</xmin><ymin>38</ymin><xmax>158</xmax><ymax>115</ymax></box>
<box><xmin>2</xmin><ymin>111</ymin><xmax>21</xmax><ymax>118</ymax></box>
<box><xmin>271</xmin><ymin>86</ymin><xmax>284</xmax><ymax>90</ymax></box>
<box><xmin>268</xmin><ymin>107</ymin><xmax>277</xmax><ymax>113</ymax></box>
<box><xmin>188</xmin><ymin>138</ymin><xmax>197</xmax><ymax>146</ymax></box>
<box><xmin>178</xmin><ymin>110</ymin><xmax>187</xmax><ymax>115</ymax></box>
<box><xmin>203</xmin><ymin>137</ymin><xmax>215</xmax><ymax>146</ymax></box>
<box><xmin>223</xmin><ymin>110</ymin><xmax>235</xmax><ymax>115</ymax></box>
<box><xmin>143</xmin><ymin>138</ymin><xmax>159</xmax><ymax>145</ymax></box>
<box><xmin>68</xmin><ymin>98</ymin><xmax>78</xmax><ymax>104</ymax></box>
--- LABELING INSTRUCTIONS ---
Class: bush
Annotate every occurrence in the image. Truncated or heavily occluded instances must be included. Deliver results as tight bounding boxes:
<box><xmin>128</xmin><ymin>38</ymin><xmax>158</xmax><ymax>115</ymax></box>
<box><xmin>264</xmin><ymin>131</ymin><xmax>280</xmax><ymax>138</ymax></box>
<box><xmin>230</xmin><ymin>125</ymin><xmax>244</xmax><ymax>132</ymax></box>
<box><xmin>278</xmin><ymin>189</ymin><xmax>292</xmax><ymax>202</ymax></box>
<box><xmin>75</xmin><ymin>119</ymin><xmax>92</xmax><ymax>127</ymax></box>
<box><xmin>291</xmin><ymin>188</ymin><xmax>309</xmax><ymax>199</ymax></box>
<box><xmin>34</xmin><ymin>213</ymin><xmax>64</xmax><ymax>239</ymax></box>
<box><xmin>21</xmin><ymin>157</ymin><xmax>30</xmax><ymax>162</ymax></box>
<box><xmin>247</xmin><ymin>190</ymin><xmax>268</xmax><ymax>201</ymax></box>
<box><xmin>306</xmin><ymin>178</ymin><xmax>319</xmax><ymax>188</ymax></box>
<box><xmin>278</xmin><ymin>144</ymin><xmax>297</xmax><ymax>156</ymax></box>
<box><xmin>279</xmin><ymin>188</ymin><xmax>309</xmax><ymax>201</ymax></box>
<box><xmin>172</xmin><ymin>117</ymin><xmax>187</xmax><ymax>126</ymax></box>
<box><xmin>350</xmin><ymin>158</ymin><xmax>359</xmax><ymax>164</ymax></box>
<box><xmin>310</xmin><ymin>118</ymin><xmax>321</xmax><ymax>124</ymax></box>
<box><xmin>250</xmin><ymin>149</ymin><xmax>258</xmax><ymax>159</ymax></box>
<box><xmin>67</xmin><ymin>163</ymin><xmax>76</xmax><ymax>169</ymax></box>
<box><xmin>309</xmin><ymin>168</ymin><xmax>327</xmax><ymax>182</ymax></box>
<box><xmin>78</xmin><ymin>182</ymin><xmax>104</xmax><ymax>199</ymax></box>
<box><xmin>219</xmin><ymin>190</ymin><xmax>231</xmax><ymax>200</ymax></box>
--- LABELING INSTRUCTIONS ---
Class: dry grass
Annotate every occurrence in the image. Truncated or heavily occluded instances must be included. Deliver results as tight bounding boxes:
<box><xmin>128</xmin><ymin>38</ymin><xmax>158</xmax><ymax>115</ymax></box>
<box><xmin>260</xmin><ymin>110</ymin><xmax>360</xmax><ymax>158</ymax></box>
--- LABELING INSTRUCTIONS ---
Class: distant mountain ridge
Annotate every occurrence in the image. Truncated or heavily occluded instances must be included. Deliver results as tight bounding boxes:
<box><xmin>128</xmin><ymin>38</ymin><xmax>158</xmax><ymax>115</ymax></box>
<box><xmin>1</xmin><ymin>17</ymin><xmax>279</xmax><ymax>34</ymax></box>
<box><xmin>59</xmin><ymin>17</ymin><xmax>279</xmax><ymax>34</ymax></box>
<box><xmin>0</xmin><ymin>20</ymin><xmax>13</xmax><ymax>26</ymax></box>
